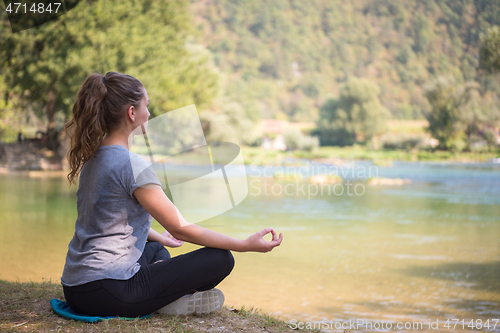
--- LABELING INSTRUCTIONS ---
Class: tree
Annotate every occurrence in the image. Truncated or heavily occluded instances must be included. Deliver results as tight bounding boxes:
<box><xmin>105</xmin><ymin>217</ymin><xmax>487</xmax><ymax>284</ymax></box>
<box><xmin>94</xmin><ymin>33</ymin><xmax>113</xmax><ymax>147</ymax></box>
<box><xmin>0</xmin><ymin>0</ymin><xmax>218</xmax><ymax>150</ymax></box>
<box><xmin>314</xmin><ymin>98</ymin><xmax>354</xmax><ymax>146</ymax></box>
<box><xmin>315</xmin><ymin>77</ymin><xmax>389</xmax><ymax>146</ymax></box>
<box><xmin>199</xmin><ymin>100</ymin><xmax>259</xmax><ymax>145</ymax></box>
<box><xmin>425</xmin><ymin>78</ymin><xmax>467</xmax><ymax>151</ymax></box>
<box><xmin>0</xmin><ymin>3</ymin><xmax>80</xmax><ymax>147</ymax></box>
<box><xmin>424</xmin><ymin>77</ymin><xmax>500</xmax><ymax>151</ymax></box>
<box><xmin>479</xmin><ymin>26</ymin><xmax>500</xmax><ymax>74</ymax></box>
<box><xmin>0</xmin><ymin>75</ymin><xmax>22</xmax><ymax>141</ymax></box>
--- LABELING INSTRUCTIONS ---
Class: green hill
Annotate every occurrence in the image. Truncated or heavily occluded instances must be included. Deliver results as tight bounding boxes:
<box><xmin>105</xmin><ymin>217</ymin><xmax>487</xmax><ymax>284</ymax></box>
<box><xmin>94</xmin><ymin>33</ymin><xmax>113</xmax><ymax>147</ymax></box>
<box><xmin>190</xmin><ymin>0</ymin><xmax>500</xmax><ymax>121</ymax></box>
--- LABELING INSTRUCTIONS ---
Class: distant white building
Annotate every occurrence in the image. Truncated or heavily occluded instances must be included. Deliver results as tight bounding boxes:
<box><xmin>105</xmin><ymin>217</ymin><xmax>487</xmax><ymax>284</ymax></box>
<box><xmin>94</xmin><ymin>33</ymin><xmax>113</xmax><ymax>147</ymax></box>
<box><xmin>260</xmin><ymin>120</ymin><xmax>287</xmax><ymax>151</ymax></box>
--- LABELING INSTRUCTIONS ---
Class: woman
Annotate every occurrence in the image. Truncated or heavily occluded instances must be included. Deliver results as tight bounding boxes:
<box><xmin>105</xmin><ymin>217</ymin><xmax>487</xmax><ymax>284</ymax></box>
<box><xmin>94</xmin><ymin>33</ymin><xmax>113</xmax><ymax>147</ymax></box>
<box><xmin>61</xmin><ymin>71</ymin><xmax>283</xmax><ymax>318</ymax></box>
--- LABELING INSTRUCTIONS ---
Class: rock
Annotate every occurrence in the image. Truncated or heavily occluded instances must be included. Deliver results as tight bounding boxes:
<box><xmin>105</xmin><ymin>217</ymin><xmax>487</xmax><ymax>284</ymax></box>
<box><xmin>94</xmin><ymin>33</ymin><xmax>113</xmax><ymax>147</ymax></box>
<box><xmin>367</xmin><ymin>177</ymin><xmax>411</xmax><ymax>185</ymax></box>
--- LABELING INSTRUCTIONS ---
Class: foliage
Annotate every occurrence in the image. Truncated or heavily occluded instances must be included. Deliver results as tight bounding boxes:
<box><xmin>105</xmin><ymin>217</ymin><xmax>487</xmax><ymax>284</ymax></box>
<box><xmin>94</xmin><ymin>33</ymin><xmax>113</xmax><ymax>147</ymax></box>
<box><xmin>315</xmin><ymin>77</ymin><xmax>389</xmax><ymax>146</ymax></box>
<box><xmin>199</xmin><ymin>100</ymin><xmax>260</xmax><ymax>145</ymax></box>
<box><xmin>379</xmin><ymin>132</ymin><xmax>430</xmax><ymax>150</ymax></box>
<box><xmin>191</xmin><ymin>0</ymin><xmax>500</xmax><ymax>120</ymax></box>
<box><xmin>424</xmin><ymin>77</ymin><xmax>500</xmax><ymax>151</ymax></box>
<box><xmin>0</xmin><ymin>0</ymin><xmax>218</xmax><ymax>148</ymax></box>
<box><xmin>483</xmin><ymin>128</ymin><xmax>499</xmax><ymax>150</ymax></box>
<box><xmin>479</xmin><ymin>26</ymin><xmax>500</xmax><ymax>74</ymax></box>
<box><xmin>240</xmin><ymin>145</ymin><xmax>500</xmax><ymax>166</ymax></box>
<box><xmin>311</xmin><ymin>127</ymin><xmax>354</xmax><ymax>147</ymax></box>
<box><xmin>0</xmin><ymin>76</ymin><xmax>17</xmax><ymax>142</ymax></box>
<box><xmin>3</xmin><ymin>0</ymin><xmax>500</xmax><ymax>150</ymax></box>
<box><xmin>282</xmin><ymin>127</ymin><xmax>319</xmax><ymax>152</ymax></box>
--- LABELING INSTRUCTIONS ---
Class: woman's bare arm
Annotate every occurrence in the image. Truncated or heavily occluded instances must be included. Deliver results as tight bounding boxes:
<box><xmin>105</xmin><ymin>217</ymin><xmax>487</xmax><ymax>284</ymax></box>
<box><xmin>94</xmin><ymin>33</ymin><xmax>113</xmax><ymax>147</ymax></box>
<box><xmin>134</xmin><ymin>185</ymin><xmax>283</xmax><ymax>253</ymax></box>
<box><xmin>148</xmin><ymin>227</ymin><xmax>184</xmax><ymax>247</ymax></box>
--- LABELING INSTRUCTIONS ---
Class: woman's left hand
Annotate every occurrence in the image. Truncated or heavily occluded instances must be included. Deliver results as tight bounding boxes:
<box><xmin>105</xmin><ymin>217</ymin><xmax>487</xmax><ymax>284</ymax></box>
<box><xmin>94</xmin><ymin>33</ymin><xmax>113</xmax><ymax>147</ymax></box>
<box><xmin>160</xmin><ymin>230</ymin><xmax>184</xmax><ymax>247</ymax></box>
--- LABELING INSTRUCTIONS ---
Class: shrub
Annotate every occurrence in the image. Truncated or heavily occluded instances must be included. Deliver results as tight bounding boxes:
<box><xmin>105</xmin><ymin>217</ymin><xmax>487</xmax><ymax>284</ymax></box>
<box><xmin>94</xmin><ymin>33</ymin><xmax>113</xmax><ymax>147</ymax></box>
<box><xmin>310</xmin><ymin>128</ymin><xmax>354</xmax><ymax>147</ymax></box>
<box><xmin>300</xmin><ymin>135</ymin><xmax>320</xmax><ymax>152</ymax></box>
<box><xmin>283</xmin><ymin>128</ymin><xmax>319</xmax><ymax>151</ymax></box>
<box><xmin>483</xmin><ymin>128</ymin><xmax>499</xmax><ymax>151</ymax></box>
<box><xmin>380</xmin><ymin>132</ymin><xmax>429</xmax><ymax>150</ymax></box>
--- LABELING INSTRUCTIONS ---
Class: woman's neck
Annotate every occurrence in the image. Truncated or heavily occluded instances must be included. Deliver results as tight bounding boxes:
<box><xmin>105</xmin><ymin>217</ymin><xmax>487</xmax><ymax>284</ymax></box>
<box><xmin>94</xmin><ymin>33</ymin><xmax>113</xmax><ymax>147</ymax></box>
<box><xmin>101</xmin><ymin>131</ymin><xmax>130</xmax><ymax>150</ymax></box>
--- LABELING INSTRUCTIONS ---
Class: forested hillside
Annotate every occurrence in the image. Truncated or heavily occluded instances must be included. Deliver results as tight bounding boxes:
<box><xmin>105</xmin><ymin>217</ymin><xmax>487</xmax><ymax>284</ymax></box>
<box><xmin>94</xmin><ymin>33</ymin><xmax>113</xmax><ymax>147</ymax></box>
<box><xmin>190</xmin><ymin>0</ymin><xmax>500</xmax><ymax>121</ymax></box>
<box><xmin>1</xmin><ymin>0</ymin><xmax>499</xmax><ymax>152</ymax></box>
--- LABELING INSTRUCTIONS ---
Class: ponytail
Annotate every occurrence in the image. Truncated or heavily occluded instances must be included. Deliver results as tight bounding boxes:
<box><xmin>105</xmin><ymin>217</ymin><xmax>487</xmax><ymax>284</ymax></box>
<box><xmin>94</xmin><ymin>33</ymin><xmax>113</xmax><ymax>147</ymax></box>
<box><xmin>64</xmin><ymin>71</ymin><xmax>144</xmax><ymax>185</ymax></box>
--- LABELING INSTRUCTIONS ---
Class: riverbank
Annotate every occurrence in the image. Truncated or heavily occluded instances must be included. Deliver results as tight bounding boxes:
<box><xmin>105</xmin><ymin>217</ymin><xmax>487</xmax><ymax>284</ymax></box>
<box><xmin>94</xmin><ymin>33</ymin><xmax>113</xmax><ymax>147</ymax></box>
<box><xmin>241</xmin><ymin>145</ymin><xmax>500</xmax><ymax>166</ymax></box>
<box><xmin>1</xmin><ymin>141</ymin><xmax>498</xmax><ymax>174</ymax></box>
<box><xmin>0</xmin><ymin>280</ymin><xmax>319</xmax><ymax>333</ymax></box>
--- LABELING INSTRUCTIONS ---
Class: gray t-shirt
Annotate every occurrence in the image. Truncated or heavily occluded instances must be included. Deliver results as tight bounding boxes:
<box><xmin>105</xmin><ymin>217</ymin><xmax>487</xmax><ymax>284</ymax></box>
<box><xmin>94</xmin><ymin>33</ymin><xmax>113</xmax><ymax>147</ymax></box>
<box><xmin>61</xmin><ymin>145</ymin><xmax>162</xmax><ymax>287</ymax></box>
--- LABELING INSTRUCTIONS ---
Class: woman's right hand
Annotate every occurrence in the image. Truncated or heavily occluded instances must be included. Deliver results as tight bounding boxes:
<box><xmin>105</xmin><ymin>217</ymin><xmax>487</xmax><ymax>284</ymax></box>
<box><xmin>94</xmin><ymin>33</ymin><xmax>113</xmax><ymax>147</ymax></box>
<box><xmin>243</xmin><ymin>228</ymin><xmax>283</xmax><ymax>253</ymax></box>
<box><xmin>159</xmin><ymin>230</ymin><xmax>184</xmax><ymax>248</ymax></box>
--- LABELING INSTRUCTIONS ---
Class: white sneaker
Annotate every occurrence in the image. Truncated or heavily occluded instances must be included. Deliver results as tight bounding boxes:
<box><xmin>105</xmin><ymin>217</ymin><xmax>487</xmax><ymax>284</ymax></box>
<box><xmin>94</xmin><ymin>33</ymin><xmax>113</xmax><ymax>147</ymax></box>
<box><xmin>158</xmin><ymin>288</ymin><xmax>225</xmax><ymax>315</ymax></box>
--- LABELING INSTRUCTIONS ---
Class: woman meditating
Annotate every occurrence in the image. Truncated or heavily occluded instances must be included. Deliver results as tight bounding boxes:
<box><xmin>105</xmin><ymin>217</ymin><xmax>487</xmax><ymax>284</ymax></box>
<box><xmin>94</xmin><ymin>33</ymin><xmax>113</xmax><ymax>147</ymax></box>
<box><xmin>61</xmin><ymin>71</ymin><xmax>283</xmax><ymax>318</ymax></box>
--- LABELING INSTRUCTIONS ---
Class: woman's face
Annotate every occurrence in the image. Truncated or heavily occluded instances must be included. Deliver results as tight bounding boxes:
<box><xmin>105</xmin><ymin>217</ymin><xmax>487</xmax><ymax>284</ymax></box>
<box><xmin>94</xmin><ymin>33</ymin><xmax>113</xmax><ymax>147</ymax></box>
<box><xmin>132</xmin><ymin>86</ymin><xmax>150</xmax><ymax>135</ymax></box>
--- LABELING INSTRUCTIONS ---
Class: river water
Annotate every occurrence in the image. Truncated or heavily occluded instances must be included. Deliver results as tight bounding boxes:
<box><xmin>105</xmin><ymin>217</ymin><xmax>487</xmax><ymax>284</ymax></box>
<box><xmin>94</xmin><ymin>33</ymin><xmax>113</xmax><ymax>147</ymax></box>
<box><xmin>0</xmin><ymin>161</ymin><xmax>499</xmax><ymax>332</ymax></box>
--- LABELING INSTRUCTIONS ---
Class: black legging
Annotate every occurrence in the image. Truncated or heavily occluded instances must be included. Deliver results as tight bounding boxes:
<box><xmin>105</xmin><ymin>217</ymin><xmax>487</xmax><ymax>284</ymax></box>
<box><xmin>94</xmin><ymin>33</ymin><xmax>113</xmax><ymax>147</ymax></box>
<box><xmin>63</xmin><ymin>242</ymin><xmax>235</xmax><ymax>317</ymax></box>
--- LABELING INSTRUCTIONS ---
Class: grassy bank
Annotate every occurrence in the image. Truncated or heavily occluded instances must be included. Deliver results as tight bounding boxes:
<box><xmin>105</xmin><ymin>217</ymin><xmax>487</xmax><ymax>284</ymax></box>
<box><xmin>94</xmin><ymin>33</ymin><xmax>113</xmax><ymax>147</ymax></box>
<box><xmin>241</xmin><ymin>145</ymin><xmax>500</xmax><ymax>166</ymax></box>
<box><xmin>0</xmin><ymin>280</ymin><xmax>319</xmax><ymax>333</ymax></box>
<box><xmin>243</xmin><ymin>120</ymin><xmax>499</xmax><ymax>166</ymax></box>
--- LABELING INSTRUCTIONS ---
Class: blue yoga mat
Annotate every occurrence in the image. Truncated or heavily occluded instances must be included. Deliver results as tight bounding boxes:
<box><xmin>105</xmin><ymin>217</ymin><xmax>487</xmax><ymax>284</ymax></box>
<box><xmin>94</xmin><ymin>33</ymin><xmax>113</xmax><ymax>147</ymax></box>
<box><xmin>50</xmin><ymin>299</ymin><xmax>151</xmax><ymax>323</ymax></box>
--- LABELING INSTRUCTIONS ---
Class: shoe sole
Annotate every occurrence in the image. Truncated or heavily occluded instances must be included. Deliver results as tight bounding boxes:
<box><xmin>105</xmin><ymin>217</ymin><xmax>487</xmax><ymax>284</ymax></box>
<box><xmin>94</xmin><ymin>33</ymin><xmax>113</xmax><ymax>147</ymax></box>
<box><xmin>158</xmin><ymin>288</ymin><xmax>225</xmax><ymax>315</ymax></box>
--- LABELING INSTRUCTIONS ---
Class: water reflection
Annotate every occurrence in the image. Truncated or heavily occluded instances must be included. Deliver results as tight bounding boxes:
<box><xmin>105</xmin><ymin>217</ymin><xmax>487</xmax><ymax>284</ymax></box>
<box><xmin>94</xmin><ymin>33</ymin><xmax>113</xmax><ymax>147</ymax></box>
<box><xmin>400</xmin><ymin>261</ymin><xmax>500</xmax><ymax>292</ymax></box>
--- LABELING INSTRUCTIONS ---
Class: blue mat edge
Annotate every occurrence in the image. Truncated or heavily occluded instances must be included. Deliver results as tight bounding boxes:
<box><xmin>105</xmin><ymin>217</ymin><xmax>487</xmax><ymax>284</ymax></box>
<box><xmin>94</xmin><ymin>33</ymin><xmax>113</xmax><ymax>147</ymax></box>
<box><xmin>50</xmin><ymin>299</ymin><xmax>151</xmax><ymax>323</ymax></box>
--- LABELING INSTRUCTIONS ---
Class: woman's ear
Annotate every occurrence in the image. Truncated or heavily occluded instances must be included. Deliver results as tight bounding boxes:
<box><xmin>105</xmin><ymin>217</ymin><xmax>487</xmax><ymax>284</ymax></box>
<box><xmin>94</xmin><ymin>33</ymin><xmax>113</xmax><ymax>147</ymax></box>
<box><xmin>127</xmin><ymin>105</ymin><xmax>135</xmax><ymax>122</ymax></box>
